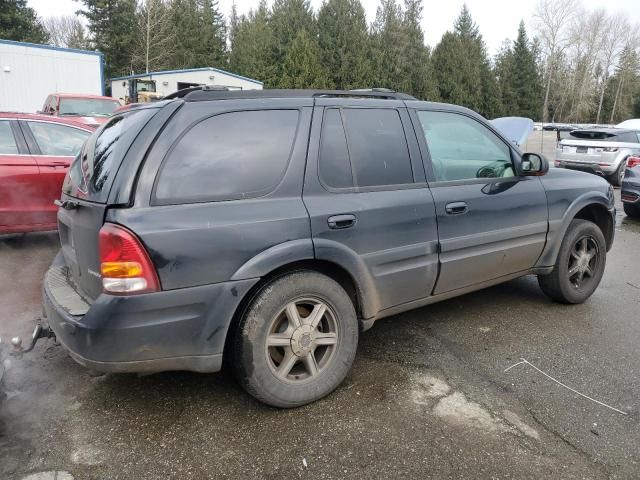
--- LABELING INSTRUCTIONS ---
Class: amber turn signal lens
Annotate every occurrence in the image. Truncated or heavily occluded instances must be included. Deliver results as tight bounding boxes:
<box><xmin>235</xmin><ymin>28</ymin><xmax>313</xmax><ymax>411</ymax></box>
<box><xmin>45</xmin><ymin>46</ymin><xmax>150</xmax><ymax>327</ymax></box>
<box><xmin>101</xmin><ymin>261</ymin><xmax>143</xmax><ymax>278</ymax></box>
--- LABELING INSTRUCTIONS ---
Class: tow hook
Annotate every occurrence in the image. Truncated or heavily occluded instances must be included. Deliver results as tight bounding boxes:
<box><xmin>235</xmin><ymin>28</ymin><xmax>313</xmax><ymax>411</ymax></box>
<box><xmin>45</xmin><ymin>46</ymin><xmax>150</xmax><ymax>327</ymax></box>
<box><xmin>9</xmin><ymin>322</ymin><xmax>56</xmax><ymax>358</ymax></box>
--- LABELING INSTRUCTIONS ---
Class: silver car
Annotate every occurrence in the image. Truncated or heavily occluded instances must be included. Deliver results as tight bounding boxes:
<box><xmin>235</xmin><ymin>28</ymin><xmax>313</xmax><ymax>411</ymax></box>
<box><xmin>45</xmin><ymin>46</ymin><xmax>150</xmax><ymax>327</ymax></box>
<box><xmin>555</xmin><ymin>128</ymin><xmax>640</xmax><ymax>186</ymax></box>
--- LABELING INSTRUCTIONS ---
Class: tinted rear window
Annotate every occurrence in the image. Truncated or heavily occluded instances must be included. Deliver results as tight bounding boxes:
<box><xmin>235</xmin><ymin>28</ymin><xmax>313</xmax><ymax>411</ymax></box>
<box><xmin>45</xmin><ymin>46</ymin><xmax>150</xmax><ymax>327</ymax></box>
<box><xmin>343</xmin><ymin>108</ymin><xmax>413</xmax><ymax>187</ymax></box>
<box><xmin>64</xmin><ymin>108</ymin><xmax>156</xmax><ymax>202</ymax></box>
<box><xmin>153</xmin><ymin>110</ymin><xmax>299</xmax><ymax>204</ymax></box>
<box><xmin>318</xmin><ymin>107</ymin><xmax>413</xmax><ymax>189</ymax></box>
<box><xmin>569</xmin><ymin>131</ymin><xmax>638</xmax><ymax>143</ymax></box>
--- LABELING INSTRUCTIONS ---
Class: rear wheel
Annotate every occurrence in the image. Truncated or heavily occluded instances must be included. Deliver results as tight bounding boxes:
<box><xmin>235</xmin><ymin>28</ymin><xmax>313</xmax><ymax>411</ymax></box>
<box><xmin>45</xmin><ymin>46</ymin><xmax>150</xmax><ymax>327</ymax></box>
<box><xmin>538</xmin><ymin>219</ymin><xmax>607</xmax><ymax>304</ymax></box>
<box><xmin>609</xmin><ymin>161</ymin><xmax>626</xmax><ymax>187</ymax></box>
<box><xmin>624</xmin><ymin>202</ymin><xmax>640</xmax><ymax>218</ymax></box>
<box><xmin>233</xmin><ymin>271</ymin><xmax>358</xmax><ymax>408</ymax></box>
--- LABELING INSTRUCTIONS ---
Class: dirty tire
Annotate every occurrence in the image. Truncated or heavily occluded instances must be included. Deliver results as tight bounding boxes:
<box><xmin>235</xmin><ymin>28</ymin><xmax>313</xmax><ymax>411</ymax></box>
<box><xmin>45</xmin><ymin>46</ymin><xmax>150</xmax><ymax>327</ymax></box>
<box><xmin>609</xmin><ymin>162</ymin><xmax>625</xmax><ymax>187</ymax></box>
<box><xmin>538</xmin><ymin>219</ymin><xmax>606</xmax><ymax>304</ymax></box>
<box><xmin>623</xmin><ymin>202</ymin><xmax>640</xmax><ymax>218</ymax></box>
<box><xmin>233</xmin><ymin>271</ymin><xmax>358</xmax><ymax>408</ymax></box>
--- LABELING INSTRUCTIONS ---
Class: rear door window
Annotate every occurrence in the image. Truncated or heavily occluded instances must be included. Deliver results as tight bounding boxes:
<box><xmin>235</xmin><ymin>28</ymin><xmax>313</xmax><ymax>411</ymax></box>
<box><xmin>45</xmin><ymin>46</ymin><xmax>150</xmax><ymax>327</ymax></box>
<box><xmin>318</xmin><ymin>107</ymin><xmax>414</xmax><ymax>189</ymax></box>
<box><xmin>0</xmin><ymin>121</ymin><xmax>18</xmax><ymax>154</ymax></box>
<box><xmin>154</xmin><ymin>109</ymin><xmax>300</xmax><ymax>204</ymax></box>
<box><xmin>26</xmin><ymin>121</ymin><xmax>89</xmax><ymax>156</ymax></box>
<box><xmin>64</xmin><ymin>108</ymin><xmax>156</xmax><ymax>202</ymax></box>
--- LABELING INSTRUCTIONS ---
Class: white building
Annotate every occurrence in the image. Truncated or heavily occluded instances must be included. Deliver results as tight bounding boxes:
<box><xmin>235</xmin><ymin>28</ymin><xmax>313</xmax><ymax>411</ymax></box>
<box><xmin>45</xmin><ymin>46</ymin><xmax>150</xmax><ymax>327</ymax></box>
<box><xmin>0</xmin><ymin>39</ymin><xmax>104</xmax><ymax>113</ymax></box>
<box><xmin>110</xmin><ymin>67</ymin><xmax>263</xmax><ymax>104</ymax></box>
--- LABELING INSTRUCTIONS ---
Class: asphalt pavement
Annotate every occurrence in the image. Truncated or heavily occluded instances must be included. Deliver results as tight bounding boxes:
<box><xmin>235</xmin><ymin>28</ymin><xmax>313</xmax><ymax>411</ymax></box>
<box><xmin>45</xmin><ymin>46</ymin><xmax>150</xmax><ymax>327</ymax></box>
<box><xmin>0</xmin><ymin>190</ymin><xmax>638</xmax><ymax>480</ymax></box>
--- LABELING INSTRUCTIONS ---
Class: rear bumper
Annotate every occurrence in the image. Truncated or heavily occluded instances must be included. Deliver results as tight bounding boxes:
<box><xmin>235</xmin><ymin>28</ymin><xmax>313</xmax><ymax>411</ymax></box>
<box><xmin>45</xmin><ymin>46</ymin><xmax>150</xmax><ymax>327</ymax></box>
<box><xmin>621</xmin><ymin>168</ymin><xmax>640</xmax><ymax>204</ymax></box>
<box><xmin>43</xmin><ymin>252</ymin><xmax>257</xmax><ymax>373</ymax></box>
<box><xmin>554</xmin><ymin>160</ymin><xmax>616</xmax><ymax>176</ymax></box>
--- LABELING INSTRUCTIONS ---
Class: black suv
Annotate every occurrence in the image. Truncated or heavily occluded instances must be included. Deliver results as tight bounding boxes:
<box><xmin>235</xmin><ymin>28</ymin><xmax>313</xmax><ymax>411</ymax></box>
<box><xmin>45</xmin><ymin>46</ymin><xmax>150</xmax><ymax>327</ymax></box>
<box><xmin>43</xmin><ymin>89</ymin><xmax>615</xmax><ymax>407</ymax></box>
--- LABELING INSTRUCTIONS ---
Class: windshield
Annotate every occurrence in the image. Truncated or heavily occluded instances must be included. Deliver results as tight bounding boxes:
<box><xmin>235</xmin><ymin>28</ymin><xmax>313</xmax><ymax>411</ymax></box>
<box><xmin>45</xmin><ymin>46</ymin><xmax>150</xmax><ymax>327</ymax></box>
<box><xmin>59</xmin><ymin>98</ymin><xmax>120</xmax><ymax>117</ymax></box>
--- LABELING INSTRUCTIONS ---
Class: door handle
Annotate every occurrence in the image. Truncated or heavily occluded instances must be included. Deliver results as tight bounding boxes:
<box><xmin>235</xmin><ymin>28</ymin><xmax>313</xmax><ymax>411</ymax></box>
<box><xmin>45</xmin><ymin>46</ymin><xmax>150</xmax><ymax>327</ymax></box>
<box><xmin>445</xmin><ymin>202</ymin><xmax>468</xmax><ymax>215</ymax></box>
<box><xmin>328</xmin><ymin>214</ymin><xmax>356</xmax><ymax>230</ymax></box>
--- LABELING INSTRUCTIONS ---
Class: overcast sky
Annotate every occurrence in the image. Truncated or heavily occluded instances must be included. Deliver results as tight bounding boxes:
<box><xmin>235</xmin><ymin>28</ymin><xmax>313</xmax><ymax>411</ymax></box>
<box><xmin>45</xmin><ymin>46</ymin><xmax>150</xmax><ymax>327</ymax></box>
<box><xmin>28</xmin><ymin>0</ymin><xmax>640</xmax><ymax>55</ymax></box>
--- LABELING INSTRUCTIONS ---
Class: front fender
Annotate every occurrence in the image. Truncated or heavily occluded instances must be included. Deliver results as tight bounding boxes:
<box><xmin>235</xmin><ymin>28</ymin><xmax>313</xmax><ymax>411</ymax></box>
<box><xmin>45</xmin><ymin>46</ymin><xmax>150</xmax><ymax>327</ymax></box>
<box><xmin>536</xmin><ymin>190</ymin><xmax>613</xmax><ymax>268</ymax></box>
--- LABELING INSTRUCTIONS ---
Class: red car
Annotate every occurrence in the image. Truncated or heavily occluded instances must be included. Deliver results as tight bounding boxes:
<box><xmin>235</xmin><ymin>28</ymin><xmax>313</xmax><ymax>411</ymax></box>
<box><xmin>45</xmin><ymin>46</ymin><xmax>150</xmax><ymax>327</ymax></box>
<box><xmin>39</xmin><ymin>93</ymin><xmax>121</xmax><ymax>129</ymax></box>
<box><xmin>0</xmin><ymin>112</ymin><xmax>92</xmax><ymax>234</ymax></box>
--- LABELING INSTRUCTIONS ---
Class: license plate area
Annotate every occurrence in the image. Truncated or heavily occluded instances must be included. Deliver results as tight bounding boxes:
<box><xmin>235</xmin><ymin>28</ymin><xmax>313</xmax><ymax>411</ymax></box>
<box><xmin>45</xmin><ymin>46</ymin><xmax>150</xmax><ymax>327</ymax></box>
<box><xmin>576</xmin><ymin>146</ymin><xmax>588</xmax><ymax>153</ymax></box>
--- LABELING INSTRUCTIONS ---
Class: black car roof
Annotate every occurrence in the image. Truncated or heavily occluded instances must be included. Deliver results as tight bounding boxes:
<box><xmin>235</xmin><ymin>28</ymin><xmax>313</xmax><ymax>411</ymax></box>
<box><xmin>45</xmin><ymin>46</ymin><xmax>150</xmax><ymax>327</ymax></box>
<box><xmin>172</xmin><ymin>87</ymin><xmax>417</xmax><ymax>102</ymax></box>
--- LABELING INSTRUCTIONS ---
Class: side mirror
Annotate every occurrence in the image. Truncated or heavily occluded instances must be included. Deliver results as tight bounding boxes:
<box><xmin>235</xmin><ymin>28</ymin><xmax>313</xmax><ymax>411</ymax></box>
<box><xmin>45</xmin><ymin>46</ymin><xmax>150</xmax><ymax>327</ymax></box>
<box><xmin>519</xmin><ymin>152</ymin><xmax>549</xmax><ymax>176</ymax></box>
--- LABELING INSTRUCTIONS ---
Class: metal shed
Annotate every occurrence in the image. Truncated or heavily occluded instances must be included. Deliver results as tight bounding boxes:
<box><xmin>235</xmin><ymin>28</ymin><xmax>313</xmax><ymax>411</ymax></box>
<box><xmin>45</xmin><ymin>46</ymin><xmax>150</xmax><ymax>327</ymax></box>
<box><xmin>0</xmin><ymin>39</ymin><xmax>104</xmax><ymax>113</ymax></box>
<box><xmin>110</xmin><ymin>67</ymin><xmax>263</xmax><ymax>104</ymax></box>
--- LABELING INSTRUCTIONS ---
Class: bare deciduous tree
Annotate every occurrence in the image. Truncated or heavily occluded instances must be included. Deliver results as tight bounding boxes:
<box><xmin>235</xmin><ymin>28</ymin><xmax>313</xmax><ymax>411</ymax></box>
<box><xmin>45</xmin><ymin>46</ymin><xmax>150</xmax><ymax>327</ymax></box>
<box><xmin>532</xmin><ymin>0</ymin><xmax>579</xmax><ymax>122</ymax></box>
<box><xmin>43</xmin><ymin>15</ymin><xmax>89</xmax><ymax>50</ymax></box>
<box><xmin>132</xmin><ymin>0</ymin><xmax>176</xmax><ymax>74</ymax></box>
<box><xmin>594</xmin><ymin>13</ymin><xmax>628</xmax><ymax>123</ymax></box>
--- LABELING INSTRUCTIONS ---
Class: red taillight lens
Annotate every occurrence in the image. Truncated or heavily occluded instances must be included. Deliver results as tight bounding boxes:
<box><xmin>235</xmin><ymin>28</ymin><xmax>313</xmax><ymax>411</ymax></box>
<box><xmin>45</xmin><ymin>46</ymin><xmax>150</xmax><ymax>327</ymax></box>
<box><xmin>627</xmin><ymin>156</ymin><xmax>640</xmax><ymax>169</ymax></box>
<box><xmin>98</xmin><ymin>223</ymin><xmax>160</xmax><ymax>294</ymax></box>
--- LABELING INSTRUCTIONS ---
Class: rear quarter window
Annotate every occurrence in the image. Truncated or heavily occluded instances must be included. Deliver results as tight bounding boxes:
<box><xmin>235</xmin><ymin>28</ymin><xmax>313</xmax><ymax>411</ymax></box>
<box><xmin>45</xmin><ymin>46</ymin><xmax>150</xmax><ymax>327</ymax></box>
<box><xmin>153</xmin><ymin>109</ymin><xmax>300</xmax><ymax>204</ymax></box>
<box><xmin>64</xmin><ymin>108</ymin><xmax>156</xmax><ymax>202</ymax></box>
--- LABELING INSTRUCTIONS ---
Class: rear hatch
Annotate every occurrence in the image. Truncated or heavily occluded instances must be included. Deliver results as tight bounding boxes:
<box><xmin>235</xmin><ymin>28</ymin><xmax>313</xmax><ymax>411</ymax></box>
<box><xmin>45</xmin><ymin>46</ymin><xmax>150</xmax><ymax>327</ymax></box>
<box><xmin>559</xmin><ymin>130</ymin><xmax>633</xmax><ymax>158</ymax></box>
<box><xmin>58</xmin><ymin>108</ymin><xmax>158</xmax><ymax>301</ymax></box>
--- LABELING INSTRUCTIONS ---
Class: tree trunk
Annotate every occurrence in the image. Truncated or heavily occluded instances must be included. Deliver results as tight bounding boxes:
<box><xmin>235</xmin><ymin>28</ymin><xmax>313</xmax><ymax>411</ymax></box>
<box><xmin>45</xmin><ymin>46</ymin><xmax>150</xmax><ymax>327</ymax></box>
<box><xmin>542</xmin><ymin>59</ymin><xmax>553</xmax><ymax>123</ymax></box>
<box><xmin>610</xmin><ymin>73</ymin><xmax>624</xmax><ymax>124</ymax></box>
<box><xmin>596</xmin><ymin>72</ymin><xmax>609</xmax><ymax>125</ymax></box>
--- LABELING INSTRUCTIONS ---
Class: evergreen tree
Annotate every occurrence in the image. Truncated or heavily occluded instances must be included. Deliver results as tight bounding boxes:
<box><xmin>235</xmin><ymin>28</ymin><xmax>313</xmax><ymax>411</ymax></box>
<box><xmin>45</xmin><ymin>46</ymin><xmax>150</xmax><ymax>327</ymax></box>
<box><xmin>511</xmin><ymin>21</ymin><xmax>542</xmax><ymax>119</ymax></box>
<box><xmin>169</xmin><ymin>0</ymin><xmax>226</xmax><ymax>69</ymax></box>
<box><xmin>400</xmin><ymin>0</ymin><xmax>436</xmax><ymax>100</ymax></box>
<box><xmin>281</xmin><ymin>29</ymin><xmax>333</xmax><ymax>88</ymax></box>
<box><xmin>317</xmin><ymin>0</ymin><xmax>372</xmax><ymax>89</ymax></box>
<box><xmin>78</xmin><ymin>0</ymin><xmax>137</xmax><ymax>79</ymax></box>
<box><xmin>200</xmin><ymin>0</ymin><xmax>227</xmax><ymax>67</ymax></box>
<box><xmin>228</xmin><ymin>1</ymin><xmax>278</xmax><ymax>86</ymax></box>
<box><xmin>0</xmin><ymin>0</ymin><xmax>48</xmax><ymax>43</ymax></box>
<box><xmin>270</xmin><ymin>0</ymin><xmax>316</xmax><ymax>86</ymax></box>
<box><xmin>432</xmin><ymin>4</ymin><xmax>501</xmax><ymax>117</ymax></box>
<box><xmin>495</xmin><ymin>41</ymin><xmax>518</xmax><ymax>114</ymax></box>
<box><xmin>370</xmin><ymin>0</ymin><xmax>407</xmax><ymax>91</ymax></box>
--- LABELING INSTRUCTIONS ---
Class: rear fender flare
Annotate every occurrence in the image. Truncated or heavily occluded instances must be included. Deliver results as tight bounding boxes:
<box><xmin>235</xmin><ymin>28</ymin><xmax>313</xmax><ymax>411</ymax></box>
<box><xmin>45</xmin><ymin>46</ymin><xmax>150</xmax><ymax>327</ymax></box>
<box><xmin>230</xmin><ymin>239</ymin><xmax>314</xmax><ymax>281</ymax></box>
<box><xmin>312</xmin><ymin>238</ymin><xmax>380</xmax><ymax>319</ymax></box>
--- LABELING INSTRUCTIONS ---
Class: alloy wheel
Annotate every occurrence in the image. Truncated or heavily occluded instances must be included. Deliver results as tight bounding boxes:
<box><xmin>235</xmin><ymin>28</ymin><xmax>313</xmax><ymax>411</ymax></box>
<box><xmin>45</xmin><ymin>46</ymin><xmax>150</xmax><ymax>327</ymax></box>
<box><xmin>567</xmin><ymin>236</ymin><xmax>599</xmax><ymax>289</ymax></box>
<box><xmin>265</xmin><ymin>298</ymin><xmax>339</xmax><ymax>382</ymax></box>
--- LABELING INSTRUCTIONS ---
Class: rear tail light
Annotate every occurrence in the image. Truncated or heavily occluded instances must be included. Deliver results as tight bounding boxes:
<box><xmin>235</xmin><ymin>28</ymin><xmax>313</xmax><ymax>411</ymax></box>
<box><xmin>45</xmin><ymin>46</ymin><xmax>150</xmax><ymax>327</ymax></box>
<box><xmin>554</xmin><ymin>160</ymin><xmax>561</xmax><ymax>167</ymax></box>
<box><xmin>99</xmin><ymin>223</ymin><xmax>160</xmax><ymax>294</ymax></box>
<box><xmin>627</xmin><ymin>156</ymin><xmax>640</xmax><ymax>168</ymax></box>
<box><xmin>622</xmin><ymin>193</ymin><xmax>639</xmax><ymax>202</ymax></box>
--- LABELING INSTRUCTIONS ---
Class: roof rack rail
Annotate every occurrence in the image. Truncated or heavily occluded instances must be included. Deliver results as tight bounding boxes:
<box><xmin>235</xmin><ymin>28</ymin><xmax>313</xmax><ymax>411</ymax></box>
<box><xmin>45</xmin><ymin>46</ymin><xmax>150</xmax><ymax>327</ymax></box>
<box><xmin>179</xmin><ymin>88</ymin><xmax>416</xmax><ymax>102</ymax></box>
<box><xmin>163</xmin><ymin>85</ymin><xmax>231</xmax><ymax>100</ymax></box>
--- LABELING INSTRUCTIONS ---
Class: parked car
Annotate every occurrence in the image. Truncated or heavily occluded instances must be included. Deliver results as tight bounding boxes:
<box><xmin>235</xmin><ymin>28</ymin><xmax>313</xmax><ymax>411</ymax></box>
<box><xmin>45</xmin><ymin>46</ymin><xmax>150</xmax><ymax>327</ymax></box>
<box><xmin>42</xmin><ymin>89</ymin><xmax>615</xmax><ymax>408</ymax></box>
<box><xmin>39</xmin><ymin>93</ymin><xmax>121</xmax><ymax>129</ymax></box>
<box><xmin>621</xmin><ymin>155</ymin><xmax>640</xmax><ymax>218</ymax></box>
<box><xmin>555</xmin><ymin>127</ymin><xmax>640</xmax><ymax>186</ymax></box>
<box><xmin>0</xmin><ymin>112</ymin><xmax>92</xmax><ymax>234</ymax></box>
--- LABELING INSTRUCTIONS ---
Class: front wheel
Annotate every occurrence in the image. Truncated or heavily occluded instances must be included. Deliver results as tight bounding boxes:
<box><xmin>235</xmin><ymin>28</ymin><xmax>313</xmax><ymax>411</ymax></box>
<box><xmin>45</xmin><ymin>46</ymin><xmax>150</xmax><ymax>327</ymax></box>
<box><xmin>233</xmin><ymin>271</ymin><xmax>358</xmax><ymax>408</ymax></box>
<box><xmin>538</xmin><ymin>219</ymin><xmax>607</xmax><ymax>304</ymax></box>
